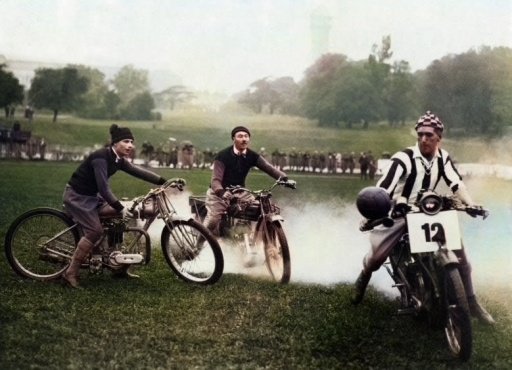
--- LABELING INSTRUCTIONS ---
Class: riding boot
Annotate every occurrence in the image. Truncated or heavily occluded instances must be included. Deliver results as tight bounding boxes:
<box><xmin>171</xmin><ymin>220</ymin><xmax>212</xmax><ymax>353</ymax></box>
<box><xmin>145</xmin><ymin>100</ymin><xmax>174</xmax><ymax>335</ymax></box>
<box><xmin>351</xmin><ymin>270</ymin><xmax>372</xmax><ymax>305</ymax></box>
<box><xmin>62</xmin><ymin>238</ymin><xmax>93</xmax><ymax>289</ymax></box>
<box><xmin>458</xmin><ymin>262</ymin><xmax>495</xmax><ymax>325</ymax></box>
<box><xmin>467</xmin><ymin>295</ymin><xmax>496</xmax><ymax>325</ymax></box>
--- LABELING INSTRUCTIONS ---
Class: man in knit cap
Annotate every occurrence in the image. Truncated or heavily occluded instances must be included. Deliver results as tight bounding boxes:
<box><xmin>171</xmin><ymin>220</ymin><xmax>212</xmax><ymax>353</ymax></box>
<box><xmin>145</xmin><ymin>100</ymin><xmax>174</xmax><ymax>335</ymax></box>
<box><xmin>62</xmin><ymin>124</ymin><xmax>168</xmax><ymax>288</ymax></box>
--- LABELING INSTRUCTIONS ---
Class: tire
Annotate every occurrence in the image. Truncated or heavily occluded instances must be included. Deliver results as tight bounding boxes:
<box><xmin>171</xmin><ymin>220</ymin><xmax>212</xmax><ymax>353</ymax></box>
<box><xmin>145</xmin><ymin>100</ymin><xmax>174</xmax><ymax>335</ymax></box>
<box><xmin>4</xmin><ymin>208</ymin><xmax>80</xmax><ymax>280</ymax></box>
<box><xmin>443</xmin><ymin>265</ymin><xmax>472</xmax><ymax>361</ymax></box>
<box><xmin>260</xmin><ymin>221</ymin><xmax>291</xmax><ymax>284</ymax></box>
<box><xmin>161</xmin><ymin>219</ymin><xmax>223</xmax><ymax>285</ymax></box>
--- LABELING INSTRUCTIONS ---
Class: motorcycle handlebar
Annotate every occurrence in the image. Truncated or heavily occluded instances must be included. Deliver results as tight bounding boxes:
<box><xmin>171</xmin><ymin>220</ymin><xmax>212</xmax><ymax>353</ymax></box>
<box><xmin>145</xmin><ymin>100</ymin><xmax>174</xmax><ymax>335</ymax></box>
<box><xmin>227</xmin><ymin>178</ymin><xmax>297</xmax><ymax>195</ymax></box>
<box><xmin>359</xmin><ymin>217</ymin><xmax>394</xmax><ymax>232</ymax></box>
<box><xmin>465</xmin><ymin>205</ymin><xmax>489</xmax><ymax>219</ymax></box>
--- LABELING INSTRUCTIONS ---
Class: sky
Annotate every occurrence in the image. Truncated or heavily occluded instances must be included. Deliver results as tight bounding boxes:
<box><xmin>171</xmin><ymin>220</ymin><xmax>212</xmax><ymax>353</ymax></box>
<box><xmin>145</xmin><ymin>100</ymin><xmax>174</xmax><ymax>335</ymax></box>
<box><xmin>1</xmin><ymin>0</ymin><xmax>511</xmax><ymax>94</ymax></box>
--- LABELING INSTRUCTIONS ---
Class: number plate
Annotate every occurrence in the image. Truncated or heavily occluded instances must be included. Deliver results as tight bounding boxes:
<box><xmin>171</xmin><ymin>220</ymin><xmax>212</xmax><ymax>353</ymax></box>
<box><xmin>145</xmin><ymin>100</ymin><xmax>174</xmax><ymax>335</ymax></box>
<box><xmin>407</xmin><ymin>210</ymin><xmax>462</xmax><ymax>253</ymax></box>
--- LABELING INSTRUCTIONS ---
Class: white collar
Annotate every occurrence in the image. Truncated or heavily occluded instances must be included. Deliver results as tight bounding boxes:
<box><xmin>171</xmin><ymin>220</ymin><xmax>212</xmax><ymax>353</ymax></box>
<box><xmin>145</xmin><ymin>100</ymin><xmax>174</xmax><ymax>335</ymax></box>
<box><xmin>111</xmin><ymin>146</ymin><xmax>122</xmax><ymax>162</ymax></box>
<box><xmin>412</xmin><ymin>143</ymin><xmax>440</xmax><ymax>163</ymax></box>
<box><xmin>233</xmin><ymin>145</ymin><xmax>247</xmax><ymax>156</ymax></box>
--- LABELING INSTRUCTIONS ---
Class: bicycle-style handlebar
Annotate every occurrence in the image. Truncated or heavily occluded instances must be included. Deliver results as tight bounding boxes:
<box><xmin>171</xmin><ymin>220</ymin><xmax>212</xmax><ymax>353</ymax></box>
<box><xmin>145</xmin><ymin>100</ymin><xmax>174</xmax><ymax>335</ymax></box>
<box><xmin>227</xmin><ymin>178</ymin><xmax>297</xmax><ymax>196</ymax></box>
<box><xmin>127</xmin><ymin>177</ymin><xmax>187</xmax><ymax>214</ymax></box>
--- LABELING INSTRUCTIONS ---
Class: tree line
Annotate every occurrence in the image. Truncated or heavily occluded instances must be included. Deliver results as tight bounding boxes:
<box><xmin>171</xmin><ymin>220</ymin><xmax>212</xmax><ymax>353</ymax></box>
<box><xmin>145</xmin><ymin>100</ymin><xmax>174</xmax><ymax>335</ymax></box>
<box><xmin>238</xmin><ymin>37</ymin><xmax>512</xmax><ymax>135</ymax></box>
<box><xmin>1</xmin><ymin>36</ymin><xmax>512</xmax><ymax>135</ymax></box>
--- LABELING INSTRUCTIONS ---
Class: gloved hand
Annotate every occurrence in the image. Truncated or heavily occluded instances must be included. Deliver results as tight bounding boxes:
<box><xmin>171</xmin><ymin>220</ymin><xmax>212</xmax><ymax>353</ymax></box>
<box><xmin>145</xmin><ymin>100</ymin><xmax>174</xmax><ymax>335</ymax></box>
<box><xmin>359</xmin><ymin>218</ymin><xmax>371</xmax><ymax>232</ymax></box>
<box><xmin>165</xmin><ymin>177</ymin><xmax>186</xmax><ymax>190</ymax></box>
<box><xmin>391</xmin><ymin>202</ymin><xmax>411</xmax><ymax>218</ymax></box>
<box><xmin>121</xmin><ymin>207</ymin><xmax>134</xmax><ymax>219</ymax></box>
<box><xmin>221</xmin><ymin>189</ymin><xmax>234</xmax><ymax>203</ymax></box>
<box><xmin>285</xmin><ymin>179</ymin><xmax>297</xmax><ymax>189</ymax></box>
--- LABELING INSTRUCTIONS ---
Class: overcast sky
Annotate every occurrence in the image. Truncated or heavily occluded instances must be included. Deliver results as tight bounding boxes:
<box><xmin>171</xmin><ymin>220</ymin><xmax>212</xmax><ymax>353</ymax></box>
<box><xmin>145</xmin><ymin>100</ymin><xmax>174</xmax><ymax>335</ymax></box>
<box><xmin>1</xmin><ymin>0</ymin><xmax>511</xmax><ymax>94</ymax></box>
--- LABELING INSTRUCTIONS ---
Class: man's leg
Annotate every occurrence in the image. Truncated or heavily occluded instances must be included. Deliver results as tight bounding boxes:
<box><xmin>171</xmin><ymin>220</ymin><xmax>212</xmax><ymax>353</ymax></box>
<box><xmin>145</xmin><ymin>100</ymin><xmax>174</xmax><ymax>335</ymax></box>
<box><xmin>62</xmin><ymin>237</ymin><xmax>94</xmax><ymax>288</ymax></box>
<box><xmin>457</xmin><ymin>250</ymin><xmax>495</xmax><ymax>325</ymax></box>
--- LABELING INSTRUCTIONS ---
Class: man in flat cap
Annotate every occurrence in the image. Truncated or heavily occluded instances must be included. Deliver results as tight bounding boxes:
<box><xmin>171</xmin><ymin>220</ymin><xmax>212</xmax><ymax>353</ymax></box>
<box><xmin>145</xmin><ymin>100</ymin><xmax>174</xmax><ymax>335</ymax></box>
<box><xmin>202</xmin><ymin>126</ymin><xmax>293</xmax><ymax>257</ymax></box>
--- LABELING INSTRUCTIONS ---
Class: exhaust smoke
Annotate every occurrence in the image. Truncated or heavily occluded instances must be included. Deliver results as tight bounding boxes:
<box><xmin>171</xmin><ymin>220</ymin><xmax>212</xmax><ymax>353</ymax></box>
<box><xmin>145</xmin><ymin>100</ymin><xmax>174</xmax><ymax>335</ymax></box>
<box><xmin>146</xmin><ymin>186</ymin><xmax>512</xmax><ymax>300</ymax></box>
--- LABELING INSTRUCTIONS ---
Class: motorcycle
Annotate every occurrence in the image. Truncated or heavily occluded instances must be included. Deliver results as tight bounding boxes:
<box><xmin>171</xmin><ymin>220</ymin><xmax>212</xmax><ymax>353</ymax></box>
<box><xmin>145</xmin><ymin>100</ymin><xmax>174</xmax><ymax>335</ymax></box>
<box><xmin>189</xmin><ymin>178</ymin><xmax>296</xmax><ymax>283</ymax></box>
<box><xmin>360</xmin><ymin>189</ymin><xmax>489</xmax><ymax>361</ymax></box>
<box><xmin>4</xmin><ymin>178</ymin><xmax>224</xmax><ymax>285</ymax></box>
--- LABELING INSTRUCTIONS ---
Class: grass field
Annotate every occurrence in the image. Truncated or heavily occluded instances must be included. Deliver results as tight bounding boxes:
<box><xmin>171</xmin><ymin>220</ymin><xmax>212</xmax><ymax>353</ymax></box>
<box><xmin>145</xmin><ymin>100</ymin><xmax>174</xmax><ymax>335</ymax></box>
<box><xmin>11</xmin><ymin>111</ymin><xmax>512</xmax><ymax>165</ymax></box>
<box><xmin>1</xmin><ymin>160</ymin><xmax>511</xmax><ymax>369</ymax></box>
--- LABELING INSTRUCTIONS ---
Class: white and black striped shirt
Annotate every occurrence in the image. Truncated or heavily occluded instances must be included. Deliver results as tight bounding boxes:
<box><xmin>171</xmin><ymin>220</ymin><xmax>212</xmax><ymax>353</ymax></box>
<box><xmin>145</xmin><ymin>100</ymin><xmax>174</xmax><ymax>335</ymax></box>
<box><xmin>377</xmin><ymin>143</ymin><xmax>465</xmax><ymax>205</ymax></box>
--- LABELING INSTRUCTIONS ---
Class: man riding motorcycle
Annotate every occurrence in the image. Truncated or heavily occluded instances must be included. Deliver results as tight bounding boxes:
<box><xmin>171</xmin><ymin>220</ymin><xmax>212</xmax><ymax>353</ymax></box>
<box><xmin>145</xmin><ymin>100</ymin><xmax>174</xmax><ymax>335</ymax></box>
<box><xmin>351</xmin><ymin>111</ymin><xmax>495</xmax><ymax>325</ymax></box>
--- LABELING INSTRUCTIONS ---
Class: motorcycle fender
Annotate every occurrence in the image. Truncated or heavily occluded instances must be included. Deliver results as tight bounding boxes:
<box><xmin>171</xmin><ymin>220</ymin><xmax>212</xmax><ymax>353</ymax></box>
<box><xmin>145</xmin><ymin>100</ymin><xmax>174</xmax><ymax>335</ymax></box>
<box><xmin>270</xmin><ymin>214</ymin><xmax>284</xmax><ymax>222</ymax></box>
<box><xmin>434</xmin><ymin>249</ymin><xmax>459</xmax><ymax>267</ymax></box>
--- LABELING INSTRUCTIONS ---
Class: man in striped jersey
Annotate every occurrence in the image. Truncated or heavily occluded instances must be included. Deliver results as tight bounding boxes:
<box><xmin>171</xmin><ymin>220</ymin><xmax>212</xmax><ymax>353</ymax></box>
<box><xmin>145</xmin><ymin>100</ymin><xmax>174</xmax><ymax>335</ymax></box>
<box><xmin>351</xmin><ymin>111</ymin><xmax>495</xmax><ymax>325</ymax></box>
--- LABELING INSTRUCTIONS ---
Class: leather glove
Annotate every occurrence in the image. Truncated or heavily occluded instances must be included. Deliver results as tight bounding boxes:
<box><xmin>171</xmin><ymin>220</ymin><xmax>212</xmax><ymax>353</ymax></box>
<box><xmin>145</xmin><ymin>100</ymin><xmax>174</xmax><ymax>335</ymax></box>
<box><xmin>285</xmin><ymin>179</ymin><xmax>297</xmax><ymax>189</ymax></box>
<box><xmin>391</xmin><ymin>202</ymin><xmax>411</xmax><ymax>218</ymax></box>
<box><xmin>120</xmin><ymin>207</ymin><xmax>134</xmax><ymax>219</ymax></box>
<box><xmin>221</xmin><ymin>189</ymin><xmax>234</xmax><ymax>203</ymax></box>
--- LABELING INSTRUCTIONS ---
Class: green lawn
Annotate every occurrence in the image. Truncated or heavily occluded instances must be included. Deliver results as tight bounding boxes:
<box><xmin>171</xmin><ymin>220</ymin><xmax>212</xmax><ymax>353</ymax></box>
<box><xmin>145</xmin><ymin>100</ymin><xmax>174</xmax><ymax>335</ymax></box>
<box><xmin>1</xmin><ymin>161</ymin><xmax>511</xmax><ymax>369</ymax></box>
<box><xmin>11</xmin><ymin>111</ymin><xmax>512</xmax><ymax>164</ymax></box>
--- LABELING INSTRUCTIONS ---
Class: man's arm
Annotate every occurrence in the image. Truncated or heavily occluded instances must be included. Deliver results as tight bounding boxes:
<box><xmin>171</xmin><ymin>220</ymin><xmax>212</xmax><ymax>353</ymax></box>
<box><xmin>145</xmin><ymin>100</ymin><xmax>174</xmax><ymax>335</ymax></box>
<box><xmin>121</xmin><ymin>160</ymin><xmax>166</xmax><ymax>185</ymax></box>
<box><xmin>256</xmin><ymin>156</ymin><xmax>286</xmax><ymax>180</ymax></box>
<box><xmin>91</xmin><ymin>158</ymin><xmax>124</xmax><ymax>211</ymax></box>
<box><xmin>210</xmin><ymin>160</ymin><xmax>226</xmax><ymax>196</ymax></box>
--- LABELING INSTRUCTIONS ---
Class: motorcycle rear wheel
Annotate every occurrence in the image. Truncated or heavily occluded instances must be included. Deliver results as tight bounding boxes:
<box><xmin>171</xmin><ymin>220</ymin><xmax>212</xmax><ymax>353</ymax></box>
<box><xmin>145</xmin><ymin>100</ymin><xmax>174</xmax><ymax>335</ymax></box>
<box><xmin>4</xmin><ymin>208</ymin><xmax>80</xmax><ymax>280</ymax></box>
<box><xmin>443</xmin><ymin>266</ymin><xmax>472</xmax><ymax>362</ymax></box>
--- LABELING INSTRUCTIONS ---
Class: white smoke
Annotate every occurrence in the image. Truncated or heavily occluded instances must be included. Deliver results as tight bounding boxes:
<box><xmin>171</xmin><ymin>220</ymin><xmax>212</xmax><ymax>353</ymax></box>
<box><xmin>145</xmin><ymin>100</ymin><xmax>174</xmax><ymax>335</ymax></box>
<box><xmin>143</xmin><ymin>187</ymin><xmax>511</xmax><ymax>299</ymax></box>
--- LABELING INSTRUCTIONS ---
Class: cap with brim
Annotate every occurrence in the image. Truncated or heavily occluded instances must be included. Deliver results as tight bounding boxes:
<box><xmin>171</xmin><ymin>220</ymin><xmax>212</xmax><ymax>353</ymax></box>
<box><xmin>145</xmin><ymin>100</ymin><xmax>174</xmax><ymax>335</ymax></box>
<box><xmin>416</xmin><ymin>126</ymin><xmax>437</xmax><ymax>134</ymax></box>
<box><xmin>231</xmin><ymin>126</ymin><xmax>251</xmax><ymax>139</ymax></box>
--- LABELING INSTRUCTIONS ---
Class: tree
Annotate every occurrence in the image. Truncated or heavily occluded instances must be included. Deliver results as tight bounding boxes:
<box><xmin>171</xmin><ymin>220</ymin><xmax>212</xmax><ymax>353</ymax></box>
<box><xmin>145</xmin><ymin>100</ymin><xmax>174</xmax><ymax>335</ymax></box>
<box><xmin>112</xmin><ymin>65</ymin><xmax>150</xmax><ymax>106</ymax></box>
<box><xmin>154</xmin><ymin>85</ymin><xmax>195</xmax><ymax>110</ymax></box>
<box><xmin>0</xmin><ymin>64</ymin><xmax>24</xmax><ymax>118</ymax></box>
<box><xmin>299</xmin><ymin>53</ymin><xmax>349</xmax><ymax>126</ymax></box>
<box><xmin>238</xmin><ymin>77</ymin><xmax>285</xmax><ymax>114</ymax></box>
<box><xmin>334</xmin><ymin>64</ymin><xmax>382</xmax><ymax>128</ymax></box>
<box><xmin>422</xmin><ymin>51</ymin><xmax>494</xmax><ymax>134</ymax></box>
<box><xmin>71</xmin><ymin>64</ymin><xmax>114</xmax><ymax>119</ymax></box>
<box><xmin>120</xmin><ymin>91</ymin><xmax>155</xmax><ymax>120</ymax></box>
<box><xmin>28</xmin><ymin>67</ymin><xmax>88</xmax><ymax>122</ymax></box>
<box><xmin>480</xmin><ymin>47</ymin><xmax>512</xmax><ymax>134</ymax></box>
<box><xmin>384</xmin><ymin>61</ymin><xmax>416</xmax><ymax>126</ymax></box>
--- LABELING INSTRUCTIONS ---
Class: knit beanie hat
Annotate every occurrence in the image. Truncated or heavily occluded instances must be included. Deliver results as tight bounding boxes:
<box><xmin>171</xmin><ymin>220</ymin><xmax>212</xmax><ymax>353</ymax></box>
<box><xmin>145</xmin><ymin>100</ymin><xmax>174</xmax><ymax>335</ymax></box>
<box><xmin>415</xmin><ymin>111</ymin><xmax>444</xmax><ymax>135</ymax></box>
<box><xmin>110</xmin><ymin>124</ymin><xmax>134</xmax><ymax>143</ymax></box>
<box><xmin>231</xmin><ymin>126</ymin><xmax>251</xmax><ymax>139</ymax></box>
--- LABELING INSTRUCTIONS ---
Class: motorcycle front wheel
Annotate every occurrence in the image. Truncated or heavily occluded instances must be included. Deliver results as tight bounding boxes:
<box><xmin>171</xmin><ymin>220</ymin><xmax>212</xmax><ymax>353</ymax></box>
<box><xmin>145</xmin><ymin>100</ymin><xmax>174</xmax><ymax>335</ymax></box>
<box><xmin>443</xmin><ymin>265</ymin><xmax>472</xmax><ymax>362</ymax></box>
<box><xmin>259</xmin><ymin>220</ymin><xmax>291</xmax><ymax>284</ymax></box>
<box><xmin>161</xmin><ymin>219</ymin><xmax>224</xmax><ymax>285</ymax></box>
<box><xmin>4</xmin><ymin>208</ymin><xmax>80</xmax><ymax>280</ymax></box>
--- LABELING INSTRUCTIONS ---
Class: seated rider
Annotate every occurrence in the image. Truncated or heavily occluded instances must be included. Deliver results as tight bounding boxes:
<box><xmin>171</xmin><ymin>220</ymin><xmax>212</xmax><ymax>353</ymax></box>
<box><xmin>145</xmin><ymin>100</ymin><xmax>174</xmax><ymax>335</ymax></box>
<box><xmin>203</xmin><ymin>126</ymin><xmax>294</xmax><ymax>237</ymax></box>
<box><xmin>351</xmin><ymin>111</ymin><xmax>495</xmax><ymax>325</ymax></box>
<box><xmin>62</xmin><ymin>124</ymin><xmax>168</xmax><ymax>288</ymax></box>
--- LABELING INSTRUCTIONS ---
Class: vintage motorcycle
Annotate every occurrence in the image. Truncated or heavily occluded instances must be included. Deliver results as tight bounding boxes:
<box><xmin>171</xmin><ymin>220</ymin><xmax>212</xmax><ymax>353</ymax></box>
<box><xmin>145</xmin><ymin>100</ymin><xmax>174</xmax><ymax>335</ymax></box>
<box><xmin>4</xmin><ymin>178</ymin><xmax>224</xmax><ymax>285</ymax></box>
<box><xmin>360</xmin><ymin>189</ymin><xmax>489</xmax><ymax>361</ymax></box>
<box><xmin>189</xmin><ymin>178</ymin><xmax>296</xmax><ymax>283</ymax></box>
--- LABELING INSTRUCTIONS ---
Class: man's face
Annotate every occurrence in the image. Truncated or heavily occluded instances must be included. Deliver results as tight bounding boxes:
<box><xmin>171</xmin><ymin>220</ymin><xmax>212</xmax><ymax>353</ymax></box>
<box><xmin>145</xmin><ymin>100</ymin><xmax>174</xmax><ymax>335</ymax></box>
<box><xmin>233</xmin><ymin>132</ymin><xmax>250</xmax><ymax>152</ymax></box>
<box><xmin>417</xmin><ymin>128</ymin><xmax>441</xmax><ymax>159</ymax></box>
<box><xmin>113</xmin><ymin>139</ymin><xmax>134</xmax><ymax>158</ymax></box>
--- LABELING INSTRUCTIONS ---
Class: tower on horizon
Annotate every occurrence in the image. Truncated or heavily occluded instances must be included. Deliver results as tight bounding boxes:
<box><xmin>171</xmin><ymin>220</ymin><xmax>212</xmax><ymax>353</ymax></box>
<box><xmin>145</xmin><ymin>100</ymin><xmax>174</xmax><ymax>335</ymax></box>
<box><xmin>310</xmin><ymin>7</ymin><xmax>332</xmax><ymax>62</ymax></box>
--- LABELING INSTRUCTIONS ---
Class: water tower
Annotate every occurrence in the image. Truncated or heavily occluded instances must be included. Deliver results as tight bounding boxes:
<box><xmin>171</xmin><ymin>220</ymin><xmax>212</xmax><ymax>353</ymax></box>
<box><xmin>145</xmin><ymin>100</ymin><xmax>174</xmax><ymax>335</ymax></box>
<box><xmin>310</xmin><ymin>6</ymin><xmax>332</xmax><ymax>61</ymax></box>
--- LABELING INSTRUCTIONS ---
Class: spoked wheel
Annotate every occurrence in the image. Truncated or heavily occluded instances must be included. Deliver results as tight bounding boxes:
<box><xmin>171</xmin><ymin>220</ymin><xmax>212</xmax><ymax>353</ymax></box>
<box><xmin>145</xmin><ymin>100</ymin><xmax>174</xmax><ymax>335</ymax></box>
<box><xmin>259</xmin><ymin>221</ymin><xmax>291</xmax><ymax>284</ymax></box>
<box><xmin>161</xmin><ymin>219</ymin><xmax>224</xmax><ymax>285</ymax></box>
<box><xmin>443</xmin><ymin>266</ymin><xmax>472</xmax><ymax>362</ymax></box>
<box><xmin>4</xmin><ymin>208</ymin><xmax>80</xmax><ymax>280</ymax></box>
